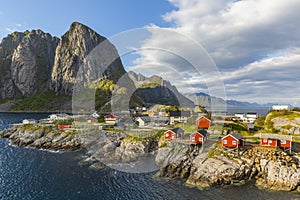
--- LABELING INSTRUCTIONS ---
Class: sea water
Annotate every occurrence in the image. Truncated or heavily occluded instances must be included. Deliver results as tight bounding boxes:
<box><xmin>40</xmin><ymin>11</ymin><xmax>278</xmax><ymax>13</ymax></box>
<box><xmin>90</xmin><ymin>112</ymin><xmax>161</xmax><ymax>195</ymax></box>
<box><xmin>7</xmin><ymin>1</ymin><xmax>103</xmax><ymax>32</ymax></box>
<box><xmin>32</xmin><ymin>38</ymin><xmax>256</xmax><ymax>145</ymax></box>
<box><xmin>0</xmin><ymin>113</ymin><xmax>298</xmax><ymax>200</ymax></box>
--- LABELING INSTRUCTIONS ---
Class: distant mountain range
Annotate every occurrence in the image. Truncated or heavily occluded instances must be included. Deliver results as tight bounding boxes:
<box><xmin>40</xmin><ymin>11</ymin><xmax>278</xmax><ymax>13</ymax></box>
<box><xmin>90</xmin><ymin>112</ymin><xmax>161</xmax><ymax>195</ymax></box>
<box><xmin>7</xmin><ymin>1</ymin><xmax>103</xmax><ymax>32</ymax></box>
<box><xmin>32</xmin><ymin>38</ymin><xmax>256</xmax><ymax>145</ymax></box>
<box><xmin>186</xmin><ymin>92</ymin><xmax>274</xmax><ymax>108</ymax></box>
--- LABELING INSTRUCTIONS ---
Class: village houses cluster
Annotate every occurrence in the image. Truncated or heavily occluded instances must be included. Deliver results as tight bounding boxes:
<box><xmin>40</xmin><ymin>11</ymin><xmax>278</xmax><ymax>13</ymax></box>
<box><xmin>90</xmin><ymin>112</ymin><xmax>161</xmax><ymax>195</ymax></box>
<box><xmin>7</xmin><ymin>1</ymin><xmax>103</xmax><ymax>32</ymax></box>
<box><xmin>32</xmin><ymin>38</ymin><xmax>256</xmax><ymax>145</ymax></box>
<box><xmin>21</xmin><ymin>104</ymin><xmax>293</xmax><ymax>152</ymax></box>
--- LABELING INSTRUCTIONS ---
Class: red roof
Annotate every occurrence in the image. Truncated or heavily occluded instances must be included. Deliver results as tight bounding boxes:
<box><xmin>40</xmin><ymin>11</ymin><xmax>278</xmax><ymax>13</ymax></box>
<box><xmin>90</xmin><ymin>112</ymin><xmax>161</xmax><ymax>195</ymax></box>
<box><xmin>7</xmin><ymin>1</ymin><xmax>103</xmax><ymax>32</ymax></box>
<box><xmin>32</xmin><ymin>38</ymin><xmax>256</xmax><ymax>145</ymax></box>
<box><xmin>105</xmin><ymin>114</ymin><xmax>117</xmax><ymax>119</ymax></box>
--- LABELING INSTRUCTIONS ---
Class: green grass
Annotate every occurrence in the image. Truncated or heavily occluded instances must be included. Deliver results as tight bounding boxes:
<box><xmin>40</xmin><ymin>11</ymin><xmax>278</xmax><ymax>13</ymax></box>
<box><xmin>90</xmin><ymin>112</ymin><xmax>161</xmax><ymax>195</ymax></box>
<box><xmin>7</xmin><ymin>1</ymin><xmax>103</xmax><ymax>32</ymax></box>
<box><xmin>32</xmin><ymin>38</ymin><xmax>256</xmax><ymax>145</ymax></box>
<box><xmin>10</xmin><ymin>91</ymin><xmax>71</xmax><ymax>111</ymax></box>
<box><xmin>281</xmin><ymin>124</ymin><xmax>294</xmax><ymax>130</ymax></box>
<box><xmin>224</xmin><ymin>122</ymin><xmax>248</xmax><ymax>132</ymax></box>
<box><xmin>175</xmin><ymin>123</ymin><xmax>197</xmax><ymax>133</ymax></box>
<box><xmin>104</xmin><ymin>128</ymin><xmax>124</xmax><ymax>132</ymax></box>
<box><xmin>20</xmin><ymin>123</ymin><xmax>55</xmax><ymax>132</ymax></box>
<box><xmin>264</xmin><ymin>110</ymin><xmax>300</xmax><ymax>133</ymax></box>
<box><xmin>139</xmin><ymin>82</ymin><xmax>161</xmax><ymax>88</ymax></box>
<box><xmin>124</xmin><ymin>130</ymin><xmax>165</xmax><ymax>143</ymax></box>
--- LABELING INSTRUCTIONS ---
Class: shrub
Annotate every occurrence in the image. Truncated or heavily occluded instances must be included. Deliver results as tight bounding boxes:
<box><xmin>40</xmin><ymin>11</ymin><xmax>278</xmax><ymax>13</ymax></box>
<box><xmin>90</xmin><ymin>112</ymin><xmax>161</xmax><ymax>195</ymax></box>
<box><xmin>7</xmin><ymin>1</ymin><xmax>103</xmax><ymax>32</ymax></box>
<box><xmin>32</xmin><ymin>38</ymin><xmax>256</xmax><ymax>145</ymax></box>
<box><xmin>293</xmin><ymin>107</ymin><xmax>300</xmax><ymax>112</ymax></box>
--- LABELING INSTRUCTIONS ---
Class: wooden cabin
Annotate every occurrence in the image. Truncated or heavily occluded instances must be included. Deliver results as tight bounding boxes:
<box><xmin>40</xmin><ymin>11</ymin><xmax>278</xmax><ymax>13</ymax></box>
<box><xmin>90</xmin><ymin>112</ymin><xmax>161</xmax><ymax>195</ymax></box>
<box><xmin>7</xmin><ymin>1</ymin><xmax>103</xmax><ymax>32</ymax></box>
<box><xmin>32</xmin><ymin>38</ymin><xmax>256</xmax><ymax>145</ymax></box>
<box><xmin>260</xmin><ymin>133</ymin><xmax>292</xmax><ymax>149</ymax></box>
<box><xmin>164</xmin><ymin>128</ymin><xmax>184</xmax><ymax>140</ymax></box>
<box><xmin>222</xmin><ymin>133</ymin><xmax>244</xmax><ymax>148</ymax></box>
<box><xmin>196</xmin><ymin>116</ymin><xmax>211</xmax><ymax>129</ymax></box>
<box><xmin>87</xmin><ymin>117</ymin><xmax>97</xmax><ymax>123</ymax></box>
<box><xmin>190</xmin><ymin>130</ymin><xmax>209</xmax><ymax>144</ymax></box>
<box><xmin>58</xmin><ymin>122</ymin><xmax>72</xmax><ymax>130</ymax></box>
<box><xmin>105</xmin><ymin>114</ymin><xmax>117</xmax><ymax>124</ymax></box>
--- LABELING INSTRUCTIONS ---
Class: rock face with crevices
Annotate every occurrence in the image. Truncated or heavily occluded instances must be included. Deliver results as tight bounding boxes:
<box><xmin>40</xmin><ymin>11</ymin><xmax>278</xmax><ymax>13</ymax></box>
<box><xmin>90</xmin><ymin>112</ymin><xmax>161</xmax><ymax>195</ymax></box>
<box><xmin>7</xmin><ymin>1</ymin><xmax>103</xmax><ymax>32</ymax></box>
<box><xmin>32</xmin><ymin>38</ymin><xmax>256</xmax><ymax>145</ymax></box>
<box><xmin>50</xmin><ymin>22</ymin><xmax>130</xmax><ymax>95</ymax></box>
<box><xmin>0</xmin><ymin>125</ymin><xmax>83</xmax><ymax>151</ymax></box>
<box><xmin>11</xmin><ymin>30</ymin><xmax>59</xmax><ymax>97</ymax></box>
<box><xmin>155</xmin><ymin>142</ymin><xmax>300</xmax><ymax>191</ymax></box>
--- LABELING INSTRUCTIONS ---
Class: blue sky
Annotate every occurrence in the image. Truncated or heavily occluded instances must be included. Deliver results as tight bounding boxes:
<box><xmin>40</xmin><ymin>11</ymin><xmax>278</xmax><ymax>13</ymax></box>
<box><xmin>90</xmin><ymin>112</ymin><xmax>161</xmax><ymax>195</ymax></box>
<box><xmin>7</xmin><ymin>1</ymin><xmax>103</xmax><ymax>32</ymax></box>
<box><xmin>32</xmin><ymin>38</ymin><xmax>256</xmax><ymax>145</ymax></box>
<box><xmin>0</xmin><ymin>0</ymin><xmax>173</xmax><ymax>38</ymax></box>
<box><xmin>1</xmin><ymin>0</ymin><xmax>300</xmax><ymax>105</ymax></box>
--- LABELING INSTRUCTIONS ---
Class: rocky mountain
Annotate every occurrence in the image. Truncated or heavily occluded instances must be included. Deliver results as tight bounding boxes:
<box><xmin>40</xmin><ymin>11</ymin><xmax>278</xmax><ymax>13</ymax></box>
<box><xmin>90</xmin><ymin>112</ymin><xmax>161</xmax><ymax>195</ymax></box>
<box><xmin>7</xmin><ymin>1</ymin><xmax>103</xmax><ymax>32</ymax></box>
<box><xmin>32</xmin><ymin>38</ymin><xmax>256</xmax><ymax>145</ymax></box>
<box><xmin>0</xmin><ymin>22</ymin><xmax>137</xmax><ymax>111</ymax></box>
<box><xmin>0</xmin><ymin>22</ymin><xmax>195</xmax><ymax>111</ymax></box>
<box><xmin>11</xmin><ymin>30</ymin><xmax>59</xmax><ymax>97</ymax></box>
<box><xmin>187</xmin><ymin>92</ymin><xmax>273</xmax><ymax>107</ymax></box>
<box><xmin>50</xmin><ymin>22</ymin><xmax>130</xmax><ymax>95</ymax></box>
<box><xmin>0</xmin><ymin>29</ymin><xmax>59</xmax><ymax>99</ymax></box>
<box><xmin>128</xmin><ymin>71</ymin><xmax>194</xmax><ymax>107</ymax></box>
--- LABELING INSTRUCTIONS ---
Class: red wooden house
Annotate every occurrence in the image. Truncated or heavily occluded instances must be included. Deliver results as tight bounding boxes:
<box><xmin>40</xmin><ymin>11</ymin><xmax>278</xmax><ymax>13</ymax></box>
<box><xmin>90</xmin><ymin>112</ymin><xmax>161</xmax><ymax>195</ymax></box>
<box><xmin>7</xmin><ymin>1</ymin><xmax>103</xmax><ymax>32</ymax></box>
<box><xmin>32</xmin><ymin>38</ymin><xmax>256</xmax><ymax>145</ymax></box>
<box><xmin>87</xmin><ymin>117</ymin><xmax>97</xmax><ymax>123</ymax></box>
<box><xmin>105</xmin><ymin>114</ymin><xmax>117</xmax><ymax>124</ymax></box>
<box><xmin>58</xmin><ymin>122</ymin><xmax>72</xmax><ymax>130</ymax></box>
<box><xmin>190</xmin><ymin>130</ymin><xmax>209</xmax><ymax>144</ymax></box>
<box><xmin>164</xmin><ymin>128</ymin><xmax>184</xmax><ymax>140</ymax></box>
<box><xmin>222</xmin><ymin>133</ymin><xmax>244</xmax><ymax>148</ymax></box>
<box><xmin>196</xmin><ymin>116</ymin><xmax>211</xmax><ymax>129</ymax></box>
<box><xmin>260</xmin><ymin>133</ymin><xmax>292</xmax><ymax>149</ymax></box>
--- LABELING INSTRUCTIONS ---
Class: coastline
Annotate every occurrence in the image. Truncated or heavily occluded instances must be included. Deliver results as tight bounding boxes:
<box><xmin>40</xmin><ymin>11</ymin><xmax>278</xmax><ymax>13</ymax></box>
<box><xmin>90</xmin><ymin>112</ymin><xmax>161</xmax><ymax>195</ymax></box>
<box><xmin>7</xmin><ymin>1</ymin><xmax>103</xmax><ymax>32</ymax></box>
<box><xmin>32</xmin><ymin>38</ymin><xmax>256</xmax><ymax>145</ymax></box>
<box><xmin>1</xmin><ymin>124</ymin><xmax>300</xmax><ymax>193</ymax></box>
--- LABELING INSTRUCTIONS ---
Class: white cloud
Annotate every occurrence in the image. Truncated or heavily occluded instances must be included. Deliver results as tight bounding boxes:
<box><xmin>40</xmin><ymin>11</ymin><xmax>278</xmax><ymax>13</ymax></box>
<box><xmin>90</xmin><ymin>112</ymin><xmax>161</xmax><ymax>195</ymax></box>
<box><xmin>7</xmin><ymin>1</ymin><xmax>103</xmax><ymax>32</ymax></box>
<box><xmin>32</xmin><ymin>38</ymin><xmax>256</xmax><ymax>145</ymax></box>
<box><xmin>129</xmin><ymin>0</ymin><xmax>300</xmax><ymax>105</ymax></box>
<box><xmin>4</xmin><ymin>23</ymin><xmax>26</xmax><ymax>35</ymax></box>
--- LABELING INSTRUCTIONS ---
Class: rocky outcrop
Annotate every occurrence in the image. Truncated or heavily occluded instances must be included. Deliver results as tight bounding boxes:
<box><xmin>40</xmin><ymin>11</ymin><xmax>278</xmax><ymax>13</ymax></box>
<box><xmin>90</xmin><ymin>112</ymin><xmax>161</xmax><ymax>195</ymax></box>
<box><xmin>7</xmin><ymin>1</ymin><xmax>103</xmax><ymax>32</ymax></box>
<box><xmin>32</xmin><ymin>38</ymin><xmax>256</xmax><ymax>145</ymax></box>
<box><xmin>0</xmin><ymin>126</ymin><xmax>83</xmax><ymax>151</ymax></box>
<box><xmin>155</xmin><ymin>142</ymin><xmax>300</xmax><ymax>192</ymax></box>
<box><xmin>81</xmin><ymin>131</ymin><xmax>158</xmax><ymax>165</ymax></box>
<box><xmin>271</xmin><ymin>117</ymin><xmax>300</xmax><ymax>134</ymax></box>
<box><xmin>256</xmin><ymin>159</ymin><xmax>300</xmax><ymax>191</ymax></box>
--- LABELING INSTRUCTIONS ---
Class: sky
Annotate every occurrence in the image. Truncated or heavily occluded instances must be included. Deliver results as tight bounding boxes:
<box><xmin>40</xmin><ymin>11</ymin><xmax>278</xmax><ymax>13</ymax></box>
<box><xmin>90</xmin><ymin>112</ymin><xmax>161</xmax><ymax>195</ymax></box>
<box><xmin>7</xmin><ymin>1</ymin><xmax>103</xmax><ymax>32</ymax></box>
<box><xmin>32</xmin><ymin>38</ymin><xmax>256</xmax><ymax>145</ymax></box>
<box><xmin>1</xmin><ymin>0</ymin><xmax>300</xmax><ymax>106</ymax></box>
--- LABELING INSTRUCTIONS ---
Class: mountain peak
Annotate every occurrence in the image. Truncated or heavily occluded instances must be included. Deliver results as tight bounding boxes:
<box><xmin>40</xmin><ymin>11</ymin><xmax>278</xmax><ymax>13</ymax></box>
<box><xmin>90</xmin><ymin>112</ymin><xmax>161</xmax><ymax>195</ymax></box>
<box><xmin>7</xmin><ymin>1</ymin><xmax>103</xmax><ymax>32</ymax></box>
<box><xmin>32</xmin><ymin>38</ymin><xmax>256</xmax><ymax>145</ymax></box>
<box><xmin>69</xmin><ymin>22</ymin><xmax>94</xmax><ymax>33</ymax></box>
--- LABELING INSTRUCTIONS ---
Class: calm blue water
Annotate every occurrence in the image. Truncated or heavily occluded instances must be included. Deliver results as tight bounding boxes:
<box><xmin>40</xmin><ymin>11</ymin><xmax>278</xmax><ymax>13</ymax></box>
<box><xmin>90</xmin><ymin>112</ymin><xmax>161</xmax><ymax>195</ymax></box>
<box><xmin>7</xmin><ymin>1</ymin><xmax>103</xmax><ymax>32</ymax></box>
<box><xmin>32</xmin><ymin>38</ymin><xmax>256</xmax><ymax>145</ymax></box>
<box><xmin>207</xmin><ymin>106</ymin><xmax>270</xmax><ymax>116</ymax></box>
<box><xmin>0</xmin><ymin>113</ymin><xmax>298</xmax><ymax>199</ymax></box>
<box><xmin>226</xmin><ymin>106</ymin><xmax>270</xmax><ymax>116</ymax></box>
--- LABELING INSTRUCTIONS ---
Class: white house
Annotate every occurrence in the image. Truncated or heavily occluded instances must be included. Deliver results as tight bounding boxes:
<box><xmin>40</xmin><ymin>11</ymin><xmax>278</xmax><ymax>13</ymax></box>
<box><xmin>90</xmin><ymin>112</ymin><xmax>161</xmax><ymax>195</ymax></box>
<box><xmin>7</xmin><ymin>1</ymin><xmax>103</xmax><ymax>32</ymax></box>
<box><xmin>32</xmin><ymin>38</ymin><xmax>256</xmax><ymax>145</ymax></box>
<box><xmin>234</xmin><ymin>112</ymin><xmax>258</xmax><ymax>123</ymax></box>
<box><xmin>91</xmin><ymin>111</ymin><xmax>99</xmax><ymax>118</ymax></box>
<box><xmin>245</xmin><ymin>112</ymin><xmax>258</xmax><ymax>123</ymax></box>
<box><xmin>234</xmin><ymin>113</ymin><xmax>245</xmax><ymax>120</ymax></box>
<box><xmin>23</xmin><ymin>119</ymin><xmax>37</xmax><ymax>124</ymax></box>
<box><xmin>136</xmin><ymin>116</ymin><xmax>152</xmax><ymax>127</ymax></box>
<box><xmin>169</xmin><ymin>111</ymin><xmax>191</xmax><ymax>125</ymax></box>
<box><xmin>272</xmin><ymin>105</ymin><xmax>291</xmax><ymax>111</ymax></box>
<box><xmin>49</xmin><ymin>113</ymin><xmax>69</xmax><ymax>120</ymax></box>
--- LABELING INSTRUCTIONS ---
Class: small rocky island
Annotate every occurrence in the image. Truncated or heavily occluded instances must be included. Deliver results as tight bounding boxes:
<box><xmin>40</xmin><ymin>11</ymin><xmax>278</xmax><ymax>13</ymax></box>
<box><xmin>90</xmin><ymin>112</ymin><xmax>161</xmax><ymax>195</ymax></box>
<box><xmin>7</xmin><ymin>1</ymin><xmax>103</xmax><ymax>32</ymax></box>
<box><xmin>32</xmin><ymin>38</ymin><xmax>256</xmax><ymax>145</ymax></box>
<box><xmin>0</xmin><ymin>124</ymin><xmax>83</xmax><ymax>151</ymax></box>
<box><xmin>1</xmin><ymin>122</ymin><xmax>300</xmax><ymax>192</ymax></box>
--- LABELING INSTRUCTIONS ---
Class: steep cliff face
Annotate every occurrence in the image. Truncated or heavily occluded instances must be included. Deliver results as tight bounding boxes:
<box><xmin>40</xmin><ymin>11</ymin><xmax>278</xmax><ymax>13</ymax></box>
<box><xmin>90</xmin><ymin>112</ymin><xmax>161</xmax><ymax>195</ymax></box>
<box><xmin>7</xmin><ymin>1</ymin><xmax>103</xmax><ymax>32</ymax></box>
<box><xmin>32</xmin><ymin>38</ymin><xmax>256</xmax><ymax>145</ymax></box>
<box><xmin>51</xmin><ymin>22</ymin><xmax>129</xmax><ymax>95</ymax></box>
<box><xmin>11</xmin><ymin>30</ymin><xmax>59</xmax><ymax>97</ymax></box>
<box><xmin>0</xmin><ymin>30</ymin><xmax>58</xmax><ymax>99</ymax></box>
<box><xmin>0</xmin><ymin>32</ymin><xmax>26</xmax><ymax>99</ymax></box>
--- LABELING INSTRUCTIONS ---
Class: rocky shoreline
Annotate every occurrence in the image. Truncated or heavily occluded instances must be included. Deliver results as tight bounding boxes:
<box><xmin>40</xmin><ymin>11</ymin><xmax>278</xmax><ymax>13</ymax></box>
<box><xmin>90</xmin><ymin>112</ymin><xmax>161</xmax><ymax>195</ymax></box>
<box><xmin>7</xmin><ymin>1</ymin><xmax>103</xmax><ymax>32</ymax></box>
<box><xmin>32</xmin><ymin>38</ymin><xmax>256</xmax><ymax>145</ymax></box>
<box><xmin>1</xmin><ymin>125</ymin><xmax>300</xmax><ymax>192</ymax></box>
<box><xmin>155</xmin><ymin>141</ymin><xmax>300</xmax><ymax>192</ymax></box>
<box><xmin>0</xmin><ymin>125</ymin><xmax>83</xmax><ymax>151</ymax></box>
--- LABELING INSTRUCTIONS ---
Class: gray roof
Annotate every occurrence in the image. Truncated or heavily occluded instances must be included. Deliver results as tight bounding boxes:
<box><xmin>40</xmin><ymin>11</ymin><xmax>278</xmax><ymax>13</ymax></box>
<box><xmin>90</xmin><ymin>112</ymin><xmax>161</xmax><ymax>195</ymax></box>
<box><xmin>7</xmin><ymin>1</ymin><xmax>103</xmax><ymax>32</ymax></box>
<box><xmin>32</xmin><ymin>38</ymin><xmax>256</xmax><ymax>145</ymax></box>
<box><xmin>171</xmin><ymin>127</ymin><xmax>184</xmax><ymax>134</ymax></box>
<box><xmin>231</xmin><ymin>132</ymin><xmax>242</xmax><ymax>140</ymax></box>
<box><xmin>195</xmin><ymin>130</ymin><xmax>209</xmax><ymax>137</ymax></box>
<box><xmin>169</xmin><ymin>111</ymin><xmax>191</xmax><ymax>117</ymax></box>
<box><xmin>139</xmin><ymin>116</ymin><xmax>151</xmax><ymax>123</ymax></box>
